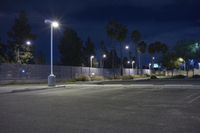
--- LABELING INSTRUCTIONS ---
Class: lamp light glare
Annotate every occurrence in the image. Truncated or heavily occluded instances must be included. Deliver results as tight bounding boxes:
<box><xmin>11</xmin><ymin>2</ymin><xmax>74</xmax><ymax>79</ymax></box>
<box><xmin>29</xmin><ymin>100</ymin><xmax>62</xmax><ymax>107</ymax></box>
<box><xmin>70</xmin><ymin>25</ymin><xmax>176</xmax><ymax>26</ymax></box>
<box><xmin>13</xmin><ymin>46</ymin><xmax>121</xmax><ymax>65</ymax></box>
<box><xmin>103</xmin><ymin>54</ymin><xmax>106</xmax><ymax>58</ymax></box>
<box><xmin>52</xmin><ymin>21</ymin><xmax>59</xmax><ymax>28</ymax></box>
<box><xmin>125</xmin><ymin>45</ymin><xmax>129</xmax><ymax>50</ymax></box>
<box><xmin>26</xmin><ymin>41</ymin><xmax>31</xmax><ymax>46</ymax></box>
<box><xmin>90</xmin><ymin>55</ymin><xmax>94</xmax><ymax>59</ymax></box>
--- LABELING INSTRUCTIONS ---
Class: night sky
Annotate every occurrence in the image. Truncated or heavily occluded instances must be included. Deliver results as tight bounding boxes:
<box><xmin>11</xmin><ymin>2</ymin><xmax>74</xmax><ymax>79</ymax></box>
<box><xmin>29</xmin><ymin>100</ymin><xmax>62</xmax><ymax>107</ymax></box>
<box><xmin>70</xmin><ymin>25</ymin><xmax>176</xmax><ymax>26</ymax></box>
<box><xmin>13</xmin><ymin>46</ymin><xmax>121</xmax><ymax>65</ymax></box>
<box><xmin>1</xmin><ymin>0</ymin><xmax>200</xmax><ymax>64</ymax></box>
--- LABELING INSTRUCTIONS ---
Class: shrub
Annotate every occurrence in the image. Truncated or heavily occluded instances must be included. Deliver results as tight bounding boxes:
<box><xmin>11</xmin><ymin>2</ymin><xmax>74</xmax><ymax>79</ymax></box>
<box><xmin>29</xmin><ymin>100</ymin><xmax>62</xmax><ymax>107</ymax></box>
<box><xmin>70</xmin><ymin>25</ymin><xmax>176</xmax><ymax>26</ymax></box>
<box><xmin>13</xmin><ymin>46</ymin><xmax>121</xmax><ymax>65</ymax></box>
<box><xmin>91</xmin><ymin>76</ymin><xmax>104</xmax><ymax>81</ymax></box>
<box><xmin>192</xmin><ymin>75</ymin><xmax>200</xmax><ymax>79</ymax></box>
<box><xmin>150</xmin><ymin>75</ymin><xmax>158</xmax><ymax>79</ymax></box>
<box><xmin>134</xmin><ymin>75</ymin><xmax>148</xmax><ymax>78</ymax></box>
<box><xmin>172</xmin><ymin>75</ymin><xmax>186</xmax><ymax>79</ymax></box>
<box><xmin>144</xmin><ymin>74</ymin><xmax>151</xmax><ymax>77</ymax></box>
<box><xmin>113</xmin><ymin>75</ymin><xmax>122</xmax><ymax>79</ymax></box>
<box><xmin>122</xmin><ymin>75</ymin><xmax>134</xmax><ymax>80</ymax></box>
<box><xmin>75</xmin><ymin>75</ymin><xmax>91</xmax><ymax>81</ymax></box>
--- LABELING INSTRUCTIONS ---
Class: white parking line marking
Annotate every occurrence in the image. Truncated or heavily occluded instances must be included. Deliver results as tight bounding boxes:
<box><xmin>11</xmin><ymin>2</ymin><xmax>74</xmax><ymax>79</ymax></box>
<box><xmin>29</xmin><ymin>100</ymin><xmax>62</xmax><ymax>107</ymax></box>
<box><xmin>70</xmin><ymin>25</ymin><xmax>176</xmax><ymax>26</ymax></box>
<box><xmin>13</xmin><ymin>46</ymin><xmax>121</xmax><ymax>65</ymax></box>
<box><xmin>188</xmin><ymin>95</ymin><xmax>200</xmax><ymax>103</ymax></box>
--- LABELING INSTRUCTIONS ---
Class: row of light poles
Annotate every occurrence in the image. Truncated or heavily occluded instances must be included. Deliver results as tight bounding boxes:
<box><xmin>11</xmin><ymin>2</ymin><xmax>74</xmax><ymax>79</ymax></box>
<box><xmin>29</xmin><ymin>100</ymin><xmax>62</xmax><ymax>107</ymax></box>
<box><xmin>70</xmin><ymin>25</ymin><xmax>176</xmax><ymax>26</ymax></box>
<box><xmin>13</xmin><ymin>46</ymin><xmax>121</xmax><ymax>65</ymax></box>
<box><xmin>89</xmin><ymin>54</ymin><xmax>107</xmax><ymax>76</ymax></box>
<box><xmin>127</xmin><ymin>60</ymin><xmax>135</xmax><ymax>69</ymax></box>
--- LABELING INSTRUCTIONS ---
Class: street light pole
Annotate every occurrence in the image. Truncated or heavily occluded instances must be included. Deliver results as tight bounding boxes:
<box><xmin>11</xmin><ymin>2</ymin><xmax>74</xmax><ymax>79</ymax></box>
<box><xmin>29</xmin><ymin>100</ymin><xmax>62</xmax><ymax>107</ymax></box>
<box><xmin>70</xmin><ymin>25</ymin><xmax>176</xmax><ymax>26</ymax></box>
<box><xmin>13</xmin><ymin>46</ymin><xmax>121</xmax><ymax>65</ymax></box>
<box><xmin>17</xmin><ymin>48</ymin><xmax>20</xmax><ymax>63</ymax></box>
<box><xmin>50</xmin><ymin>25</ymin><xmax>53</xmax><ymax>76</ymax></box>
<box><xmin>45</xmin><ymin>19</ymin><xmax>59</xmax><ymax>86</ymax></box>
<box><xmin>102</xmin><ymin>54</ymin><xmax>106</xmax><ymax>78</ymax></box>
<box><xmin>90</xmin><ymin>55</ymin><xmax>94</xmax><ymax>77</ymax></box>
<box><xmin>127</xmin><ymin>61</ymin><xmax>131</xmax><ymax>75</ymax></box>
<box><xmin>151</xmin><ymin>56</ymin><xmax>155</xmax><ymax>75</ymax></box>
<box><xmin>131</xmin><ymin>60</ymin><xmax>135</xmax><ymax>75</ymax></box>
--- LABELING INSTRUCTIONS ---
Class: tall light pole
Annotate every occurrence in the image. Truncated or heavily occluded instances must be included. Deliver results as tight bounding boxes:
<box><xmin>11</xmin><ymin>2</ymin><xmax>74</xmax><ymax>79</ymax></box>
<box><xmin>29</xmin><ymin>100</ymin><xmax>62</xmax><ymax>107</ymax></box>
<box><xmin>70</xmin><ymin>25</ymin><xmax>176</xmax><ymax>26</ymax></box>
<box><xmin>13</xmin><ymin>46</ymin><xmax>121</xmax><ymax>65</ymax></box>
<box><xmin>131</xmin><ymin>60</ymin><xmax>135</xmax><ymax>72</ymax></box>
<box><xmin>151</xmin><ymin>56</ymin><xmax>155</xmax><ymax>75</ymax></box>
<box><xmin>102</xmin><ymin>54</ymin><xmax>107</xmax><ymax>78</ymax></box>
<box><xmin>102</xmin><ymin>54</ymin><xmax>107</xmax><ymax>68</ymax></box>
<box><xmin>90</xmin><ymin>55</ymin><xmax>94</xmax><ymax>77</ymax></box>
<box><xmin>178</xmin><ymin>57</ymin><xmax>185</xmax><ymax>71</ymax></box>
<box><xmin>127</xmin><ymin>61</ymin><xmax>131</xmax><ymax>75</ymax></box>
<box><xmin>45</xmin><ymin>19</ymin><xmax>59</xmax><ymax>86</ymax></box>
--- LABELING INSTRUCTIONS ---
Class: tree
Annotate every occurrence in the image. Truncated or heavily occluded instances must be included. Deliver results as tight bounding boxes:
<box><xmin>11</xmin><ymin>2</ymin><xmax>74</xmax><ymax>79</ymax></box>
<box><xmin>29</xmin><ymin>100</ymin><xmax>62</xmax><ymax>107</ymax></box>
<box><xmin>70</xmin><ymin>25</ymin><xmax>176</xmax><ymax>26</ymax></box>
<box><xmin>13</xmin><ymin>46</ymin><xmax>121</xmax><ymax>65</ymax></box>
<box><xmin>148</xmin><ymin>41</ymin><xmax>168</xmax><ymax>68</ymax></box>
<box><xmin>83</xmin><ymin>37</ymin><xmax>95</xmax><ymax>67</ymax></box>
<box><xmin>174</xmin><ymin>40</ymin><xmax>199</xmax><ymax>60</ymax></box>
<box><xmin>106</xmin><ymin>20</ymin><xmax>117</xmax><ymax>42</ymax></box>
<box><xmin>106</xmin><ymin>20</ymin><xmax>119</xmax><ymax>71</ymax></box>
<box><xmin>137</xmin><ymin>41</ymin><xmax>147</xmax><ymax>70</ymax></box>
<box><xmin>100</xmin><ymin>40</ymin><xmax>109</xmax><ymax>55</ymax></box>
<box><xmin>123</xmin><ymin>57</ymin><xmax>129</xmax><ymax>68</ymax></box>
<box><xmin>7</xmin><ymin>11</ymin><xmax>36</xmax><ymax>63</ymax></box>
<box><xmin>104</xmin><ymin>49</ymin><xmax>120</xmax><ymax>68</ymax></box>
<box><xmin>162</xmin><ymin>52</ymin><xmax>179</xmax><ymax>76</ymax></box>
<box><xmin>160</xmin><ymin>43</ymin><xmax>168</xmax><ymax>54</ymax></box>
<box><xmin>99</xmin><ymin>40</ymin><xmax>109</xmax><ymax>67</ymax></box>
<box><xmin>131</xmin><ymin>30</ymin><xmax>141</xmax><ymax>70</ymax></box>
<box><xmin>108</xmin><ymin>20</ymin><xmax>128</xmax><ymax>75</ymax></box>
<box><xmin>174</xmin><ymin>40</ymin><xmax>199</xmax><ymax>76</ymax></box>
<box><xmin>115</xmin><ymin>22</ymin><xmax>128</xmax><ymax>75</ymax></box>
<box><xmin>59</xmin><ymin>27</ymin><xmax>83</xmax><ymax>66</ymax></box>
<box><xmin>106</xmin><ymin>20</ymin><xmax>128</xmax><ymax>75</ymax></box>
<box><xmin>0</xmin><ymin>38</ymin><xmax>7</xmax><ymax>63</ymax></box>
<box><xmin>34</xmin><ymin>51</ymin><xmax>46</xmax><ymax>64</ymax></box>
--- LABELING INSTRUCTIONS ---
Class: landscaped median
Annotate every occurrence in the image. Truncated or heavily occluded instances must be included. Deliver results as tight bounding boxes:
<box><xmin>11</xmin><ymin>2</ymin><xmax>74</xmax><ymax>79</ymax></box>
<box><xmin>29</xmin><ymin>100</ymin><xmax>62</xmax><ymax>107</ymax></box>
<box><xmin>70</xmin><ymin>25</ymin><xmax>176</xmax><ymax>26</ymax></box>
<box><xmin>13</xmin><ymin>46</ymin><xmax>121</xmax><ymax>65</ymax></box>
<box><xmin>67</xmin><ymin>74</ymin><xmax>152</xmax><ymax>82</ymax></box>
<box><xmin>67</xmin><ymin>74</ymin><xmax>200</xmax><ymax>83</ymax></box>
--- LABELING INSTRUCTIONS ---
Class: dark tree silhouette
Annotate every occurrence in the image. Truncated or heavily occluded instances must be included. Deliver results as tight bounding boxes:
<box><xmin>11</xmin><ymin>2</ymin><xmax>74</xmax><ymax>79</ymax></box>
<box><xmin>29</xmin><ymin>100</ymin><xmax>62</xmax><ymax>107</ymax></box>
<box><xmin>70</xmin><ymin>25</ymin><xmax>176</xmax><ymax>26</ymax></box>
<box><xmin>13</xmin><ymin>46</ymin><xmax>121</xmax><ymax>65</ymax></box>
<box><xmin>59</xmin><ymin>27</ymin><xmax>83</xmax><ymax>66</ymax></box>
<box><xmin>83</xmin><ymin>37</ymin><xmax>96</xmax><ymax>67</ymax></box>
<box><xmin>7</xmin><ymin>11</ymin><xmax>36</xmax><ymax>64</ymax></box>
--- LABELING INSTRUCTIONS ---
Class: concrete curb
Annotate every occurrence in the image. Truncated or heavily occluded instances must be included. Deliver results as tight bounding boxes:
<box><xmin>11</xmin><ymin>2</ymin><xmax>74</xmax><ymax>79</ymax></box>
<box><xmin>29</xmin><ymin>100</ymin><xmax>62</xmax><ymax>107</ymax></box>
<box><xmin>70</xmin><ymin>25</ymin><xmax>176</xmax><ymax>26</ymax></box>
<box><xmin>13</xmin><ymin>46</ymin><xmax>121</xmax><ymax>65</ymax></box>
<box><xmin>0</xmin><ymin>85</ymin><xmax>66</xmax><ymax>94</ymax></box>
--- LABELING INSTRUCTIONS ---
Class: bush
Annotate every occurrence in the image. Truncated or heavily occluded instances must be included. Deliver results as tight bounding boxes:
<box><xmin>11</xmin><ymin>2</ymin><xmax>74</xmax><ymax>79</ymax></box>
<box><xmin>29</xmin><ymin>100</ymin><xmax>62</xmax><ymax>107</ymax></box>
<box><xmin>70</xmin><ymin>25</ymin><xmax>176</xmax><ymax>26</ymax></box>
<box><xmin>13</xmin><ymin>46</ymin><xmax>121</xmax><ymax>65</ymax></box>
<box><xmin>134</xmin><ymin>75</ymin><xmax>148</xmax><ymax>78</ymax></box>
<box><xmin>91</xmin><ymin>76</ymin><xmax>104</xmax><ymax>81</ymax></box>
<box><xmin>113</xmin><ymin>75</ymin><xmax>122</xmax><ymax>79</ymax></box>
<box><xmin>150</xmin><ymin>75</ymin><xmax>158</xmax><ymax>79</ymax></box>
<box><xmin>192</xmin><ymin>75</ymin><xmax>200</xmax><ymax>79</ymax></box>
<box><xmin>144</xmin><ymin>74</ymin><xmax>151</xmax><ymax>77</ymax></box>
<box><xmin>75</xmin><ymin>75</ymin><xmax>91</xmax><ymax>81</ymax></box>
<box><xmin>172</xmin><ymin>75</ymin><xmax>186</xmax><ymax>79</ymax></box>
<box><xmin>122</xmin><ymin>75</ymin><xmax>134</xmax><ymax>80</ymax></box>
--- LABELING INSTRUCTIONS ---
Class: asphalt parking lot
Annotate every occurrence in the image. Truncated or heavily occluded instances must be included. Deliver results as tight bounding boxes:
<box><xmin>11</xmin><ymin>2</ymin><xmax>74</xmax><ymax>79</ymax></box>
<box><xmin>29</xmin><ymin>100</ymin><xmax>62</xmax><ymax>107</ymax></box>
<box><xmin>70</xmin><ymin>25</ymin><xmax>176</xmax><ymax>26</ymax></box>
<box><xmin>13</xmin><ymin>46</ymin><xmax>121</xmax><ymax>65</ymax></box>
<box><xmin>0</xmin><ymin>80</ymin><xmax>200</xmax><ymax>133</ymax></box>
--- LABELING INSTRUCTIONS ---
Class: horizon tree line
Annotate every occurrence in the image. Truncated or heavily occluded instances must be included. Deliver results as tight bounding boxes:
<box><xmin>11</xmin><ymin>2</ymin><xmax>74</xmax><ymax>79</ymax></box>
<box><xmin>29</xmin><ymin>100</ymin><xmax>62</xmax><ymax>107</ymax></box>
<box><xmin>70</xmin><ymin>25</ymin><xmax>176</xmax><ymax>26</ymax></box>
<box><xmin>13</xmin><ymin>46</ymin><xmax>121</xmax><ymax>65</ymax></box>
<box><xmin>1</xmin><ymin>11</ymin><xmax>198</xmax><ymax>75</ymax></box>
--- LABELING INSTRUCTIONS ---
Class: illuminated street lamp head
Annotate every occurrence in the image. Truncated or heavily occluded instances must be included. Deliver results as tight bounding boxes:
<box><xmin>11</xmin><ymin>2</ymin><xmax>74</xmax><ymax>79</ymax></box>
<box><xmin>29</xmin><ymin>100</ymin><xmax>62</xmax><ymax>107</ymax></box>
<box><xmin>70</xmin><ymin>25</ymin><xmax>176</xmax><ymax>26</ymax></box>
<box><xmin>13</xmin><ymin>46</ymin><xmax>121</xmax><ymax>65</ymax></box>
<box><xmin>90</xmin><ymin>55</ymin><xmax>94</xmax><ymax>59</ymax></box>
<box><xmin>26</xmin><ymin>40</ymin><xmax>31</xmax><ymax>46</ymax></box>
<box><xmin>52</xmin><ymin>21</ymin><xmax>59</xmax><ymax>28</ymax></box>
<box><xmin>127</xmin><ymin>61</ymin><xmax>130</xmax><ymax>64</ymax></box>
<box><xmin>45</xmin><ymin>19</ymin><xmax>59</xmax><ymax>28</ymax></box>
<box><xmin>178</xmin><ymin>57</ymin><xmax>184</xmax><ymax>62</ymax></box>
<box><xmin>195</xmin><ymin>42</ymin><xmax>199</xmax><ymax>48</ymax></box>
<box><xmin>125</xmin><ymin>45</ymin><xmax>129</xmax><ymax>50</ymax></box>
<box><xmin>103</xmin><ymin>54</ymin><xmax>106</xmax><ymax>58</ymax></box>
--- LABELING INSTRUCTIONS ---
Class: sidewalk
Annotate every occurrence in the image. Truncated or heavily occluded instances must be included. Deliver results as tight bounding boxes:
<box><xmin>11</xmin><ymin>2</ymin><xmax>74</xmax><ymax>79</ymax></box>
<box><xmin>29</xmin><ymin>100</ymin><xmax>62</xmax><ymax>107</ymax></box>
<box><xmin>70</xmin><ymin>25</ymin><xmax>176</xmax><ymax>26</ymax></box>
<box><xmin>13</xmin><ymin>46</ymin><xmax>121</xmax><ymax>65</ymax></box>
<box><xmin>0</xmin><ymin>78</ymin><xmax>151</xmax><ymax>94</ymax></box>
<box><xmin>0</xmin><ymin>84</ymin><xmax>65</xmax><ymax>94</ymax></box>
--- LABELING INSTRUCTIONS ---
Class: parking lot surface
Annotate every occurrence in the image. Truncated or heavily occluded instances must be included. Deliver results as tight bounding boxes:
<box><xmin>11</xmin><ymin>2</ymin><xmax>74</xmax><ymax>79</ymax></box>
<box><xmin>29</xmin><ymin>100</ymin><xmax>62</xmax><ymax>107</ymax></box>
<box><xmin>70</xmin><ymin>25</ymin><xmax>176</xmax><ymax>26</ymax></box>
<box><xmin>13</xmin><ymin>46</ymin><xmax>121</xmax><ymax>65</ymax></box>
<box><xmin>0</xmin><ymin>80</ymin><xmax>200</xmax><ymax>133</ymax></box>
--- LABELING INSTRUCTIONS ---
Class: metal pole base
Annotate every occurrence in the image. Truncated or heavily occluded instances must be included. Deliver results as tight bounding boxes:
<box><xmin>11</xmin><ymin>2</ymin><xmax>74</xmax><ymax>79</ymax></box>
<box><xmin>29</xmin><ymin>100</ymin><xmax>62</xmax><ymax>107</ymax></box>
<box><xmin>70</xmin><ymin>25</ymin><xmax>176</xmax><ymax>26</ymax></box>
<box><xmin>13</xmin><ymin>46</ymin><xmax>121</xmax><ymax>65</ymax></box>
<box><xmin>48</xmin><ymin>74</ymin><xmax>56</xmax><ymax>86</ymax></box>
